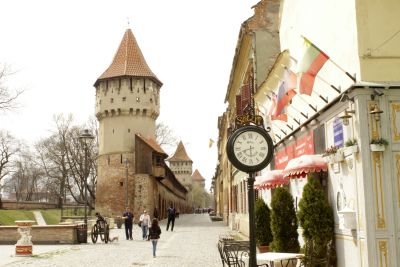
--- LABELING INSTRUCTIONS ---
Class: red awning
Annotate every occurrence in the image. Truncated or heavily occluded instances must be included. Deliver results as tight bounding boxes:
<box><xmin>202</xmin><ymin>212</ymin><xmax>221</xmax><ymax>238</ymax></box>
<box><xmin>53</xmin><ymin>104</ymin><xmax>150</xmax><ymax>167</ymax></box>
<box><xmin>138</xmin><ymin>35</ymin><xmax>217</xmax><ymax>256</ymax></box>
<box><xmin>283</xmin><ymin>154</ymin><xmax>328</xmax><ymax>179</ymax></box>
<box><xmin>255</xmin><ymin>170</ymin><xmax>289</xmax><ymax>190</ymax></box>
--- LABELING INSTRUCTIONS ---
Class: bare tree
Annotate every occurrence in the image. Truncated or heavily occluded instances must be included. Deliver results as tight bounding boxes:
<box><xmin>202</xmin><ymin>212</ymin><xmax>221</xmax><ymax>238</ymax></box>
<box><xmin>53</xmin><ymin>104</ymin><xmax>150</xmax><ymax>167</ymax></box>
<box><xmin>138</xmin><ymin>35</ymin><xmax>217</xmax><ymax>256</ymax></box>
<box><xmin>36</xmin><ymin>114</ymin><xmax>98</xmax><ymax>208</ymax></box>
<box><xmin>0</xmin><ymin>64</ymin><xmax>23</xmax><ymax>113</ymax></box>
<box><xmin>0</xmin><ymin>130</ymin><xmax>19</xmax><ymax>207</ymax></box>
<box><xmin>187</xmin><ymin>183</ymin><xmax>208</xmax><ymax>210</ymax></box>
<box><xmin>10</xmin><ymin>146</ymin><xmax>44</xmax><ymax>201</ymax></box>
<box><xmin>36</xmin><ymin>114</ymin><xmax>73</xmax><ymax>207</ymax></box>
<box><xmin>156</xmin><ymin>122</ymin><xmax>177</xmax><ymax>151</ymax></box>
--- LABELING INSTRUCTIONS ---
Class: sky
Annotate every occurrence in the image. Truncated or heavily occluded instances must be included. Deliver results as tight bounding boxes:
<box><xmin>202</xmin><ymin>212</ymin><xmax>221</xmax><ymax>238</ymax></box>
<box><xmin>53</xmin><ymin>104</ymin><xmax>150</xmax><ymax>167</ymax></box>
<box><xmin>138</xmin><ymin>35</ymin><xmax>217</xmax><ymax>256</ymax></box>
<box><xmin>0</xmin><ymin>0</ymin><xmax>259</xmax><ymax>190</ymax></box>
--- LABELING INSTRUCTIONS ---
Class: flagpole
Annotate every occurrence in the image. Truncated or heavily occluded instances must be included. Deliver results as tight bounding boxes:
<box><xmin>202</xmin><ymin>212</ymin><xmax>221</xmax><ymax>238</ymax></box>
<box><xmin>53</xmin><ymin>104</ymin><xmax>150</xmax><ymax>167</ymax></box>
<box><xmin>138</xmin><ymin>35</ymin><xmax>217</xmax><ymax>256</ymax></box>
<box><xmin>316</xmin><ymin>75</ymin><xmax>341</xmax><ymax>94</ymax></box>
<box><xmin>302</xmin><ymin>35</ymin><xmax>357</xmax><ymax>83</ymax></box>
<box><xmin>271</xmin><ymin>121</ymin><xmax>287</xmax><ymax>136</ymax></box>
<box><xmin>296</xmin><ymin>94</ymin><xmax>317</xmax><ymax>112</ymax></box>
<box><xmin>311</xmin><ymin>90</ymin><xmax>328</xmax><ymax>103</ymax></box>
<box><xmin>287</xmin><ymin>113</ymin><xmax>301</xmax><ymax>125</ymax></box>
<box><xmin>288</xmin><ymin>105</ymin><xmax>308</xmax><ymax>119</ymax></box>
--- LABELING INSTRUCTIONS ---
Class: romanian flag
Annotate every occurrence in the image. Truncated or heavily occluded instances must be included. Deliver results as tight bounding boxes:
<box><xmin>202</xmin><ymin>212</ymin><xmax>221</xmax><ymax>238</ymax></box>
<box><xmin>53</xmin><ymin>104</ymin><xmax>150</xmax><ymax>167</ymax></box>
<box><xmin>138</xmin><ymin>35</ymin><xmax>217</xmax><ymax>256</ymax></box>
<box><xmin>297</xmin><ymin>37</ymin><xmax>329</xmax><ymax>95</ymax></box>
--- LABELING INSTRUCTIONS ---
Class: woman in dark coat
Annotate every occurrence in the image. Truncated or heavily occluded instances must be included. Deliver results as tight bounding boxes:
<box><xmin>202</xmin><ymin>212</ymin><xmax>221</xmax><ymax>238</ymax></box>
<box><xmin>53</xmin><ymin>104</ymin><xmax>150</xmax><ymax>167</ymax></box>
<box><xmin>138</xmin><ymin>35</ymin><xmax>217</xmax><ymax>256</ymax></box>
<box><xmin>148</xmin><ymin>218</ymin><xmax>161</xmax><ymax>258</ymax></box>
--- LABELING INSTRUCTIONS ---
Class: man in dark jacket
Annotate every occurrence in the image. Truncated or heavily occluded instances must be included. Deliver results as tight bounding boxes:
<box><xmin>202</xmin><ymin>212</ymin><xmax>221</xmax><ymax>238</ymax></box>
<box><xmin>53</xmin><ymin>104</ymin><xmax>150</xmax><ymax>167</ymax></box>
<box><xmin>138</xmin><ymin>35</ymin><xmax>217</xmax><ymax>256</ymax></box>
<box><xmin>166</xmin><ymin>205</ymin><xmax>175</xmax><ymax>231</ymax></box>
<box><xmin>122</xmin><ymin>207</ymin><xmax>134</xmax><ymax>240</ymax></box>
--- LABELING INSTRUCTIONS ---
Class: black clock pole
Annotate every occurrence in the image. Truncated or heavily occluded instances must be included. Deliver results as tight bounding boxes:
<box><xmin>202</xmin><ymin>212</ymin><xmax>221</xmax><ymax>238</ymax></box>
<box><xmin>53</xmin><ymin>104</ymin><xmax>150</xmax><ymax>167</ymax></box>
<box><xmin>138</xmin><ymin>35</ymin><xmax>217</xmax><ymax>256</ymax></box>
<box><xmin>247</xmin><ymin>171</ymin><xmax>257</xmax><ymax>267</ymax></box>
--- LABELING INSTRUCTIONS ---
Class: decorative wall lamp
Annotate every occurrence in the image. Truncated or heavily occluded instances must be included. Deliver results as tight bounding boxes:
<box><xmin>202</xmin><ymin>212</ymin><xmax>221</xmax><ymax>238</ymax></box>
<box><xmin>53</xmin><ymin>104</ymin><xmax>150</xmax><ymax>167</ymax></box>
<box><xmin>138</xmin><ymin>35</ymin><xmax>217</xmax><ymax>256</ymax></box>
<box><xmin>370</xmin><ymin>105</ymin><xmax>383</xmax><ymax>121</ymax></box>
<box><xmin>339</xmin><ymin>110</ymin><xmax>355</xmax><ymax>126</ymax></box>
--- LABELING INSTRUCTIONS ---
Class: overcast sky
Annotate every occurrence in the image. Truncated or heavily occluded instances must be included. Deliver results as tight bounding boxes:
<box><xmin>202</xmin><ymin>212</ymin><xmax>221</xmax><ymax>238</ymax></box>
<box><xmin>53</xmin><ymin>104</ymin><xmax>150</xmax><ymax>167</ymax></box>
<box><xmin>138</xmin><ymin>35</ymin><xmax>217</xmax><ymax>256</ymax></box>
<box><xmin>0</xmin><ymin>0</ymin><xmax>259</xmax><ymax>190</ymax></box>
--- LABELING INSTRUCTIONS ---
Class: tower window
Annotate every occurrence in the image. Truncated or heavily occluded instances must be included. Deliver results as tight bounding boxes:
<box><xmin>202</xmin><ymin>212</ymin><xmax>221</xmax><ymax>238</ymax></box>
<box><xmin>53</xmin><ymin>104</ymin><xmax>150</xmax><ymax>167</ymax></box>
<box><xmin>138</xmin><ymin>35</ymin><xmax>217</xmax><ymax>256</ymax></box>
<box><xmin>150</xmin><ymin>98</ymin><xmax>153</xmax><ymax>103</ymax></box>
<box><xmin>130</xmin><ymin>78</ymin><xmax>133</xmax><ymax>92</ymax></box>
<box><xmin>110</xmin><ymin>98</ymin><xmax>114</xmax><ymax>103</ymax></box>
<box><xmin>122</xmin><ymin>97</ymin><xmax>126</xmax><ymax>102</ymax></box>
<box><xmin>143</xmin><ymin>109</ymin><xmax>147</xmax><ymax>116</ymax></box>
<box><xmin>129</xmin><ymin>108</ymin><xmax>133</xmax><ymax>115</ymax></box>
<box><xmin>108</xmin><ymin>156</ymin><xmax>110</xmax><ymax>165</ymax></box>
<box><xmin>112</xmin><ymin>129</ymin><xmax>114</xmax><ymax>133</ymax></box>
<box><xmin>120</xmin><ymin>154</ymin><xmax>123</xmax><ymax>164</ymax></box>
<box><xmin>136</xmin><ymin>109</ymin><xmax>140</xmax><ymax>115</ymax></box>
<box><xmin>128</xmin><ymin>128</ymin><xmax>130</xmax><ymax>133</ymax></box>
<box><xmin>119</xmin><ymin>181</ymin><xmax>123</xmax><ymax>187</ymax></box>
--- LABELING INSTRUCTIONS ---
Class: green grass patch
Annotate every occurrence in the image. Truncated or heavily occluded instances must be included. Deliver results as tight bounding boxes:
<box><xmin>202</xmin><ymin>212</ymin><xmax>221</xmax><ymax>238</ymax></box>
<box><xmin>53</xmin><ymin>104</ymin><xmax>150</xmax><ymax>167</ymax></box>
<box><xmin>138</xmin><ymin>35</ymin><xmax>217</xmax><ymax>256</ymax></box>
<box><xmin>0</xmin><ymin>210</ymin><xmax>37</xmax><ymax>225</ymax></box>
<box><xmin>40</xmin><ymin>209</ymin><xmax>61</xmax><ymax>225</ymax></box>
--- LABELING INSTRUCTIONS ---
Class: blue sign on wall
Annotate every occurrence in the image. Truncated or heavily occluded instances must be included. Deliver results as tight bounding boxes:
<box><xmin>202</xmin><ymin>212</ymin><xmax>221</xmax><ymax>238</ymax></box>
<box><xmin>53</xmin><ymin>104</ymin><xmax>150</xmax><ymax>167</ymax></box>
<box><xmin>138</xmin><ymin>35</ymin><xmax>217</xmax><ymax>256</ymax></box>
<box><xmin>333</xmin><ymin>118</ymin><xmax>344</xmax><ymax>148</ymax></box>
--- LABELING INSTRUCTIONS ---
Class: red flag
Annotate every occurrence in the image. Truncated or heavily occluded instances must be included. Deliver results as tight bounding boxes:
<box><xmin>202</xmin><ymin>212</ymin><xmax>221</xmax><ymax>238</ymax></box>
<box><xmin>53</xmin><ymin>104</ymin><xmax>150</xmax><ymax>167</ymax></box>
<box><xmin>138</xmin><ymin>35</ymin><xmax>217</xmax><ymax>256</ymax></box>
<box><xmin>297</xmin><ymin>38</ymin><xmax>329</xmax><ymax>95</ymax></box>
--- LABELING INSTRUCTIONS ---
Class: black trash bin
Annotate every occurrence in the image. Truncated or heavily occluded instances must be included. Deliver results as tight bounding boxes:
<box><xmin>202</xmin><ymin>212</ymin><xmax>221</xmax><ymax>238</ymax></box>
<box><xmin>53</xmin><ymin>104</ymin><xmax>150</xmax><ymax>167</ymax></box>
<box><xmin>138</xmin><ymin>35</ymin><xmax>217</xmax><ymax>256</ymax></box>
<box><xmin>76</xmin><ymin>223</ymin><xmax>88</xmax><ymax>243</ymax></box>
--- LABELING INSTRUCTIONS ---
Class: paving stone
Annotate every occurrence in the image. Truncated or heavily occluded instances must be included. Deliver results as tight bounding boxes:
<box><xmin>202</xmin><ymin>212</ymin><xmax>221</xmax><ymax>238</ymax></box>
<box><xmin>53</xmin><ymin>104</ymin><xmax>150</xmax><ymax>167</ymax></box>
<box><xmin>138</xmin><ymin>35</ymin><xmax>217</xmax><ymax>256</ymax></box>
<box><xmin>1</xmin><ymin>214</ymin><xmax>229</xmax><ymax>267</ymax></box>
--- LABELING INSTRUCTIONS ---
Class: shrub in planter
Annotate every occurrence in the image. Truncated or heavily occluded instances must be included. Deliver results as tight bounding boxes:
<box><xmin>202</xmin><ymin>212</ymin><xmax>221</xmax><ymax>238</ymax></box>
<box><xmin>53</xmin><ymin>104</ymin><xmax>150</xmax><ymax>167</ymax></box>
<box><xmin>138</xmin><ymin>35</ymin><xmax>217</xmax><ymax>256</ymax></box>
<box><xmin>370</xmin><ymin>138</ymin><xmax>388</xmax><ymax>146</ymax></box>
<box><xmin>255</xmin><ymin>198</ymin><xmax>272</xmax><ymax>252</ymax></box>
<box><xmin>270</xmin><ymin>187</ymin><xmax>300</xmax><ymax>253</ymax></box>
<box><xmin>344</xmin><ymin>138</ymin><xmax>357</xmax><ymax>147</ymax></box>
<box><xmin>370</xmin><ymin>138</ymin><xmax>389</xmax><ymax>152</ymax></box>
<box><xmin>298</xmin><ymin>173</ymin><xmax>335</xmax><ymax>265</ymax></box>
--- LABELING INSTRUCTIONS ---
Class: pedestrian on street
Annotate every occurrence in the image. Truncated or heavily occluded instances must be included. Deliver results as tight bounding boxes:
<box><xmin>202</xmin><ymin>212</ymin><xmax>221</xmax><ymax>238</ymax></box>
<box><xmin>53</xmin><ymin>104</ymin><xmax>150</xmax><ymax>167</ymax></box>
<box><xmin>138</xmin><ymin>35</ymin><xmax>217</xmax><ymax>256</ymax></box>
<box><xmin>148</xmin><ymin>218</ymin><xmax>161</xmax><ymax>258</ymax></box>
<box><xmin>166</xmin><ymin>204</ymin><xmax>176</xmax><ymax>231</ymax></box>
<box><xmin>139</xmin><ymin>210</ymin><xmax>151</xmax><ymax>240</ymax></box>
<box><xmin>122</xmin><ymin>207</ymin><xmax>134</xmax><ymax>240</ymax></box>
<box><xmin>153</xmin><ymin>206</ymin><xmax>160</xmax><ymax>221</ymax></box>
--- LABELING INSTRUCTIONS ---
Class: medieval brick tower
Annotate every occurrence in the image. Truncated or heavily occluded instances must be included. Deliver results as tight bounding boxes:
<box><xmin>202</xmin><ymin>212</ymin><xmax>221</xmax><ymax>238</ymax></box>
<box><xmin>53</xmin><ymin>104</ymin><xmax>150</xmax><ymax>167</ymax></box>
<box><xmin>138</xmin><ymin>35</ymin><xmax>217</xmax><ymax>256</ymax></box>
<box><xmin>94</xmin><ymin>29</ymin><xmax>162</xmax><ymax>217</ymax></box>
<box><xmin>168</xmin><ymin>141</ymin><xmax>193</xmax><ymax>189</ymax></box>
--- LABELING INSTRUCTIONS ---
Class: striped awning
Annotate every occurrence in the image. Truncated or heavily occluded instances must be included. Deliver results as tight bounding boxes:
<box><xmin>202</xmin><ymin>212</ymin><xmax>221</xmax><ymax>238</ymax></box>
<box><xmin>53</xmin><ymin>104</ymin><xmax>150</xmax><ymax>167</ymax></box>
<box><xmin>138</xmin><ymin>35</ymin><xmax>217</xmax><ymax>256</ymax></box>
<box><xmin>283</xmin><ymin>154</ymin><xmax>328</xmax><ymax>179</ymax></box>
<box><xmin>255</xmin><ymin>170</ymin><xmax>289</xmax><ymax>190</ymax></box>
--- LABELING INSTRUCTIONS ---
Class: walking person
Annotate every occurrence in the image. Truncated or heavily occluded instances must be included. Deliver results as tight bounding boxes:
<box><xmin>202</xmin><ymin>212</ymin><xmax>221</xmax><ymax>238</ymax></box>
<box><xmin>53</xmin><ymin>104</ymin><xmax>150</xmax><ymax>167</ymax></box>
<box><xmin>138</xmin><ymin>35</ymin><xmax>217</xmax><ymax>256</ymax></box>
<box><xmin>122</xmin><ymin>207</ymin><xmax>134</xmax><ymax>240</ymax></box>
<box><xmin>153</xmin><ymin>206</ymin><xmax>159</xmax><ymax>221</ymax></box>
<box><xmin>139</xmin><ymin>210</ymin><xmax>151</xmax><ymax>240</ymax></box>
<box><xmin>149</xmin><ymin>218</ymin><xmax>161</xmax><ymax>258</ymax></box>
<box><xmin>166</xmin><ymin>205</ymin><xmax>176</xmax><ymax>231</ymax></box>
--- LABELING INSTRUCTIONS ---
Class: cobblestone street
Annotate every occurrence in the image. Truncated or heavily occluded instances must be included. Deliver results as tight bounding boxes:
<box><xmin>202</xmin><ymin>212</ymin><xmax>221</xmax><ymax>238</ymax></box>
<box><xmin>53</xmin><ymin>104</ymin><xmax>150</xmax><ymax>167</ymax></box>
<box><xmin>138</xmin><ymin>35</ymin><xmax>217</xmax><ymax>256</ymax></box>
<box><xmin>1</xmin><ymin>214</ymin><xmax>229</xmax><ymax>267</ymax></box>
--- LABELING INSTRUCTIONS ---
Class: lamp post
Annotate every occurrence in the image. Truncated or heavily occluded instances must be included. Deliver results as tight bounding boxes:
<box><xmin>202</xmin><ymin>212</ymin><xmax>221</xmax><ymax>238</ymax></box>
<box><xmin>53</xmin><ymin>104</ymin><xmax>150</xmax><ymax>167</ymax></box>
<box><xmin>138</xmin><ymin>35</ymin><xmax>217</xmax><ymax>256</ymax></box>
<box><xmin>124</xmin><ymin>158</ymin><xmax>129</xmax><ymax>208</ymax></box>
<box><xmin>78</xmin><ymin>129</ymin><xmax>94</xmax><ymax>242</ymax></box>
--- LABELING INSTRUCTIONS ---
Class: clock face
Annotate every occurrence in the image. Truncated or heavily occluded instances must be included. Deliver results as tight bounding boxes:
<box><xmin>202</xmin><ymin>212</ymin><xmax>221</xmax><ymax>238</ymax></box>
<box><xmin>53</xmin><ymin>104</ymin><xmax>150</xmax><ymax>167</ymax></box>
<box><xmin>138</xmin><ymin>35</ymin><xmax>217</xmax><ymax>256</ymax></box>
<box><xmin>233</xmin><ymin>131</ymin><xmax>269</xmax><ymax>166</ymax></box>
<box><xmin>226</xmin><ymin>125</ymin><xmax>273</xmax><ymax>173</ymax></box>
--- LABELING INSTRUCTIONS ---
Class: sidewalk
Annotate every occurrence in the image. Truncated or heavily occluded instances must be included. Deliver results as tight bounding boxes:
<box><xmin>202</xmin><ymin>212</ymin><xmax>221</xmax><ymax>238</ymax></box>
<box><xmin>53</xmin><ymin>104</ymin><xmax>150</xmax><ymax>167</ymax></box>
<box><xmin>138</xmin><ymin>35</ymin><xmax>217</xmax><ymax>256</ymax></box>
<box><xmin>0</xmin><ymin>214</ymin><xmax>230</xmax><ymax>267</ymax></box>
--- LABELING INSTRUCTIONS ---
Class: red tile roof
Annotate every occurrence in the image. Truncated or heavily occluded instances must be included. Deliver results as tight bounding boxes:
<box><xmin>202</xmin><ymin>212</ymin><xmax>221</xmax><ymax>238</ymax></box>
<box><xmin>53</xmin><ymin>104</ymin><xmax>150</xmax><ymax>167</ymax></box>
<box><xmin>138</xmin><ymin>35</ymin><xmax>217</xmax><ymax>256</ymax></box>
<box><xmin>168</xmin><ymin>141</ymin><xmax>192</xmax><ymax>162</ymax></box>
<box><xmin>191</xmin><ymin>169</ymin><xmax>205</xmax><ymax>181</ymax></box>
<box><xmin>95</xmin><ymin>29</ymin><xmax>162</xmax><ymax>85</ymax></box>
<box><xmin>135</xmin><ymin>134</ymin><xmax>167</xmax><ymax>156</ymax></box>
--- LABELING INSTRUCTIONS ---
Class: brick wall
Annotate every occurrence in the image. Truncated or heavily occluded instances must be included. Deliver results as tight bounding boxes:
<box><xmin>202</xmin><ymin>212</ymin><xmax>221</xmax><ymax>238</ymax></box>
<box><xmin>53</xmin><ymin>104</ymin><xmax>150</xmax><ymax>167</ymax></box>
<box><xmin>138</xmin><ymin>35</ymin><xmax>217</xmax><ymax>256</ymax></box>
<box><xmin>0</xmin><ymin>225</ymin><xmax>78</xmax><ymax>244</ymax></box>
<box><xmin>96</xmin><ymin>153</ymin><xmax>135</xmax><ymax>217</ymax></box>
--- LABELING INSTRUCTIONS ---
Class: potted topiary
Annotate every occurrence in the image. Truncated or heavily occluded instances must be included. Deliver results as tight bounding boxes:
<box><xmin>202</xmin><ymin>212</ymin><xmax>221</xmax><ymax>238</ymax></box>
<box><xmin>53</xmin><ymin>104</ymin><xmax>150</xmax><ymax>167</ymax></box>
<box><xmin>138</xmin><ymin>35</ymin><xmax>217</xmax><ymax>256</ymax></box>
<box><xmin>298</xmin><ymin>173</ymin><xmax>335</xmax><ymax>266</ymax></box>
<box><xmin>370</xmin><ymin>138</ymin><xmax>388</xmax><ymax>152</ymax></box>
<box><xmin>255</xmin><ymin>198</ymin><xmax>272</xmax><ymax>253</ymax></box>
<box><xmin>344</xmin><ymin>138</ymin><xmax>358</xmax><ymax>156</ymax></box>
<box><xmin>270</xmin><ymin>187</ymin><xmax>300</xmax><ymax>253</ymax></box>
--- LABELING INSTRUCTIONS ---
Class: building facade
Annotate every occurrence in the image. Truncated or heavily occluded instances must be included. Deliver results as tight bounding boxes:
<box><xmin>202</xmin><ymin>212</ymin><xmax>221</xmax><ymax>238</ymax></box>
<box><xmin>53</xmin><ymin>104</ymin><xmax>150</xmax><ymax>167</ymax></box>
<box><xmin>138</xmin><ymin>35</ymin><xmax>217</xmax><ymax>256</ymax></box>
<box><xmin>215</xmin><ymin>0</ymin><xmax>400</xmax><ymax>266</ymax></box>
<box><xmin>94</xmin><ymin>29</ymin><xmax>187</xmax><ymax>218</ymax></box>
